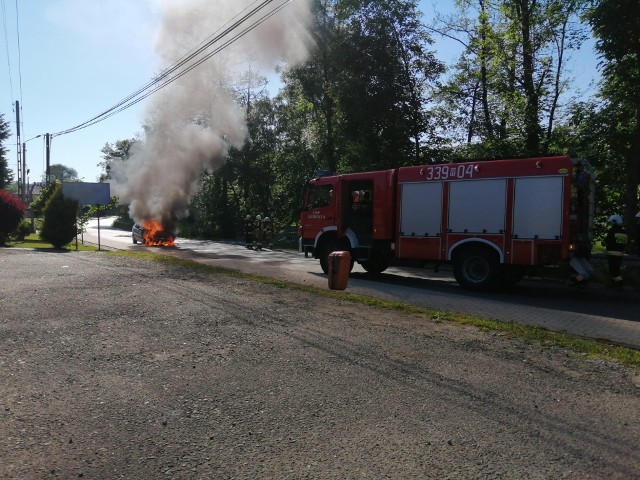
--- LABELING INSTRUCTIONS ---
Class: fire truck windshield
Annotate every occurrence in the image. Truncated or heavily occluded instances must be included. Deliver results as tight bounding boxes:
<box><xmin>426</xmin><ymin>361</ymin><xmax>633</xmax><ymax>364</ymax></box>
<box><xmin>306</xmin><ymin>184</ymin><xmax>333</xmax><ymax>209</ymax></box>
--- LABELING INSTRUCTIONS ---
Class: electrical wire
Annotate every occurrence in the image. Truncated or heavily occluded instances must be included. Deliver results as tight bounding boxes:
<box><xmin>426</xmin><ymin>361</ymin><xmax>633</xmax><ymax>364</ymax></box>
<box><xmin>52</xmin><ymin>0</ymin><xmax>292</xmax><ymax>138</ymax></box>
<box><xmin>1</xmin><ymin>0</ymin><xmax>14</xmax><ymax>101</ymax></box>
<box><xmin>55</xmin><ymin>0</ymin><xmax>292</xmax><ymax>133</ymax></box>
<box><xmin>13</xmin><ymin>0</ymin><xmax>22</xmax><ymax>104</ymax></box>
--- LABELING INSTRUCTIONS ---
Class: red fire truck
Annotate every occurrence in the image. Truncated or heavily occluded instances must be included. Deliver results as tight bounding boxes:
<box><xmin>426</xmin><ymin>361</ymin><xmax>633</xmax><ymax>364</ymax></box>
<box><xmin>299</xmin><ymin>156</ymin><xmax>595</xmax><ymax>290</ymax></box>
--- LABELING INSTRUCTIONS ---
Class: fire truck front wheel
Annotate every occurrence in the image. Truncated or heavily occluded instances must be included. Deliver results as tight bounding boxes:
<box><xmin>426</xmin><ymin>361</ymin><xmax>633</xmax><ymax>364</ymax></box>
<box><xmin>318</xmin><ymin>239</ymin><xmax>353</xmax><ymax>274</ymax></box>
<box><xmin>453</xmin><ymin>246</ymin><xmax>500</xmax><ymax>291</ymax></box>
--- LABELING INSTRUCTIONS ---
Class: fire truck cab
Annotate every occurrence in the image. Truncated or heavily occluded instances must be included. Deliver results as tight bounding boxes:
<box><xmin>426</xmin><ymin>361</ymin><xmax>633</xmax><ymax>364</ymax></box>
<box><xmin>299</xmin><ymin>156</ymin><xmax>595</xmax><ymax>290</ymax></box>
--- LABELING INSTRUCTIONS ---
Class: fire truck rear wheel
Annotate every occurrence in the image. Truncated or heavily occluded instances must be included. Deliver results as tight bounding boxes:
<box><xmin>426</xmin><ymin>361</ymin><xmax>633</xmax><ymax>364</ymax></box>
<box><xmin>453</xmin><ymin>246</ymin><xmax>500</xmax><ymax>291</ymax></box>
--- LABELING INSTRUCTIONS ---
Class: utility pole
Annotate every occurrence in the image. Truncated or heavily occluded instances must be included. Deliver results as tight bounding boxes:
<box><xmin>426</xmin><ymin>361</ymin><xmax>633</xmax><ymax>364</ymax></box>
<box><xmin>15</xmin><ymin>101</ymin><xmax>22</xmax><ymax>200</ymax></box>
<box><xmin>45</xmin><ymin>133</ymin><xmax>51</xmax><ymax>184</ymax></box>
<box><xmin>22</xmin><ymin>142</ymin><xmax>27</xmax><ymax>203</ymax></box>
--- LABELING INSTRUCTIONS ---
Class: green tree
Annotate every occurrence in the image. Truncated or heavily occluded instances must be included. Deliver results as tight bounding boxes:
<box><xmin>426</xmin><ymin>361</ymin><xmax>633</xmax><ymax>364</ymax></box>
<box><xmin>435</xmin><ymin>0</ymin><xmax>587</xmax><ymax>157</ymax></box>
<box><xmin>0</xmin><ymin>114</ymin><xmax>13</xmax><ymax>189</ymax></box>
<box><xmin>185</xmin><ymin>96</ymin><xmax>281</xmax><ymax>239</ymax></box>
<box><xmin>49</xmin><ymin>163</ymin><xmax>80</xmax><ymax>183</ymax></box>
<box><xmin>179</xmin><ymin>68</ymin><xmax>280</xmax><ymax>239</ymax></box>
<box><xmin>587</xmin><ymin>0</ymin><xmax>640</xmax><ymax>238</ymax></box>
<box><xmin>40</xmin><ymin>183</ymin><xmax>78</xmax><ymax>249</ymax></box>
<box><xmin>281</xmin><ymin>0</ymin><xmax>341</xmax><ymax>173</ymax></box>
<box><xmin>551</xmin><ymin>100</ymin><xmax>627</xmax><ymax>238</ymax></box>
<box><xmin>271</xmin><ymin>91</ymin><xmax>319</xmax><ymax>225</ymax></box>
<box><xmin>30</xmin><ymin>181</ymin><xmax>58</xmax><ymax>217</ymax></box>
<box><xmin>333</xmin><ymin>0</ymin><xmax>444</xmax><ymax>170</ymax></box>
<box><xmin>0</xmin><ymin>189</ymin><xmax>25</xmax><ymax>245</ymax></box>
<box><xmin>98</xmin><ymin>138</ymin><xmax>138</xmax><ymax>182</ymax></box>
<box><xmin>282</xmin><ymin>0</ymin><xmax>443</xmax><ymax>173</ymax></box>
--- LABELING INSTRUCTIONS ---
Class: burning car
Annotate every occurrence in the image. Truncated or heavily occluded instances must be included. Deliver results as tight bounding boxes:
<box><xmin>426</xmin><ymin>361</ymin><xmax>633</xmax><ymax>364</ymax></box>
<box><xmin>132</xmin><ymin>221</ymin><xmax>175</xmax><ymax>246</ymax></box>
<box><xmin>132</xmin><ymin>223</ymin><xmax>145</xmax><ymax>244</ymax></box>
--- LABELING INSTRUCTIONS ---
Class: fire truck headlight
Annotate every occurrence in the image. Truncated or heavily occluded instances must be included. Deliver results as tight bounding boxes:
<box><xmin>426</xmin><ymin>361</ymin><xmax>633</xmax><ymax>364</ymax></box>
<box><xmin>474</xmin><ymin>165</ymin><xmax>480</xmax><ymax>173</ymax></box>
<box><xmin>536</xmin><ymin>161</ymin><xmax>543</xmax><ymax>169</ymax></box>
<box><xmin>568</xmin><ymin>243</ymin><xmax>575</xmax><ymax>251</ymax></box>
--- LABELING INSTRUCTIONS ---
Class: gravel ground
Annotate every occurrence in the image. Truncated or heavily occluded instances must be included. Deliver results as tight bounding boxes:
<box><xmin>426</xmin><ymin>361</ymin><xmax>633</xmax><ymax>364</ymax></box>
<box><xmin>1</xmin><ymin>249</ymin><xmax>639</xmax><ymax>479</ymax></box>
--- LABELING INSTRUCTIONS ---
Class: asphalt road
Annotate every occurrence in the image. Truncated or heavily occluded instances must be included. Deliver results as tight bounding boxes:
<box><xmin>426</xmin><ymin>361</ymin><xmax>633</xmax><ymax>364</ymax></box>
<box><xmin>81</xmin><ymin>219</ymin><xmax>640</xmax><ymax>349</ymax></box>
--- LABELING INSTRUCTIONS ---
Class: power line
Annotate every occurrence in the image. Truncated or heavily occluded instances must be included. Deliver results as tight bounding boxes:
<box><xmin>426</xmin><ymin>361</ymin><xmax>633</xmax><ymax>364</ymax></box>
<box><xmin>1</xmin><ymin>0</ymin><xmax>14</xmax><ymax>101</ymax></box>
<box><xmin>52</xmin><ymin>0</ymin><xmax>291</xmax><ymax>138</ymax></box>
<box><xmin>13</xmin><ymin>0</ymin><xmax>23</xmax><ymax>104</ymax></box>
<box><xmin>55</xmin><ymin>0</ymin><xmax>292</xmax><ymax>134</ymax></box>
<box><xmin>52</xmin><ymin>0</ymin><xmax>280</xmax><ymax>135</ymax></box>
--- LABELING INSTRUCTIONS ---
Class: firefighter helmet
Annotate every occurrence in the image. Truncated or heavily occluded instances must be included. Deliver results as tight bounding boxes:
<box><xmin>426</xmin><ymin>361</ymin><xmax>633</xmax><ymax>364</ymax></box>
<box><xmin>264</xmin><ymin>217</ymin><xmax>271</xmax><ymax>222</ymax></box>
<box><xmin>245</xmin><ymin>215</ymin><xmax>251</xmax><ymax>221</ymax></box>
<box><xmin>607</xmin><ymin>214</ymin><xmax>623</xmax><ymax>225</ymax></box>
<box><xmin>256</xmin><ymin>215</ymin><xmax>262</xmax><ymax>220</ymax></box>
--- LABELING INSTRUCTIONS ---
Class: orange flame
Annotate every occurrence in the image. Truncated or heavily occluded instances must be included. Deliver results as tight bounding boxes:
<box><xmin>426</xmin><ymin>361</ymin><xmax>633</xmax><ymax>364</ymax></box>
<box><xmin>143</xmin><ymin>220</ymin><xmax>175</xmax><ymax>246</ymax></box>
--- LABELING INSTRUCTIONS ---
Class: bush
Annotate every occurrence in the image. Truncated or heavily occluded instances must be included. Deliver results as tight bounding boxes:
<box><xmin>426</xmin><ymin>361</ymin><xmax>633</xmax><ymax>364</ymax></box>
<box><xmin>12</xmin><ymin>220</ymin><xmax>34</xmax><ymax>240</ymax></box>
<box><xmin>0</xmin><ymin>189</ymin><xmax>25</xmax><ymax>245</ymax></box>
<box><xmin>111</xmin><ymin>211</ymin><xmax>135</xmax><ymax>230</ymax></box>
<box><xmin>29</xmin><ymin>181</ymin><xmax>57</xmax><ymax>217</ymax></box>
<box><xmin>40</xmin><ymin>184</ymin><xmax>78</xmax><ymax>249</ymax></box>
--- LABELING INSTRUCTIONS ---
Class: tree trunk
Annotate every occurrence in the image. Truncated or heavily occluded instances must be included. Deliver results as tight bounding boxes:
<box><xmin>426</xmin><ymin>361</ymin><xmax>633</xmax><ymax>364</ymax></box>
<box><xmin>322</xmin><ymin>48</ymin><xmax>337</xmax><ymax>173</ymax></box>
<box><xmin>547</xmin><ymin>16</ymin><xmax>568</xmax><ymax>142</ymax></box>
<box><xmin>468</xmin><ymin>82</ymin><xmax>479</xmax><ymax>144</ymax></box>
<box><xmin>478</xmin><ymin>0</ymin><xmax>494</xmax><ymax>138</ymax></box>
<box><xmin>392</xmin><ymin>26</ymin><xmax>422</xmax><ymax>164</ymax></box>
<box><xmin>516</xmin><ymin>0</ymin><xmax>541</xmax><ymax>154</ymax></box>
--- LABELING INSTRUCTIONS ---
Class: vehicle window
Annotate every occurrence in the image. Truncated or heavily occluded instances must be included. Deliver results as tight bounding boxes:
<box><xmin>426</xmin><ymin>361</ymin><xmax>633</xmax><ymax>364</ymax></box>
<box><xmin>349</xmin><ymin>184</ymin><xmax>372</xmax><ymax>215</ymax></box>
<box><xmin>307</xmin><ymin>185</ymin><xmax>333</xmax><ymax>209</ymax></box>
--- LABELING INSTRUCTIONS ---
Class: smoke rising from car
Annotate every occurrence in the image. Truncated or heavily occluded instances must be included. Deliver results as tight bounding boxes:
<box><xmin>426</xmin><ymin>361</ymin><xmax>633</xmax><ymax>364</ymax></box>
<box><xmin>111</xmin><ymin>0</ymin><xmax>313</xmax><ymax>228</ymax></box>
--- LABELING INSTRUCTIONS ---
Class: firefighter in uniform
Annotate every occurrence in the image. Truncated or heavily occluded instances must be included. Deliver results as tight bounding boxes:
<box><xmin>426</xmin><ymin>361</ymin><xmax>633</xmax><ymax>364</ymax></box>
<box><xmin>603</xmin><ymin>214</ymin><xmax>628</xmax><ymax>289</ymax></box>
<box><xmin>253</xmin><ymin>215</ymin><xmax>263</xmax><ymax>250</ymax></box>
<box><xmin>263</xmin><ymin>216</ymin><xmax>274</xmax><ymax>249</ymax></box>
<box><xmin>244</xmin><ymin>215</ymin><xmax>254</xmax><ymax>249</ymax></box>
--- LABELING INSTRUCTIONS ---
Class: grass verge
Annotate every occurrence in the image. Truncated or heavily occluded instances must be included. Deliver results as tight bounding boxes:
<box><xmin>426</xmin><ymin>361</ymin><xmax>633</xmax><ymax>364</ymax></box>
<box><xmin>109</xmin><ymin>250</ymin><xmax>640</xmax><ymax>368</ymax></box>
<box><xmin>5</xmin><ymin>234</ymin><xmax>98</xmax><ymax>251</ymax></box>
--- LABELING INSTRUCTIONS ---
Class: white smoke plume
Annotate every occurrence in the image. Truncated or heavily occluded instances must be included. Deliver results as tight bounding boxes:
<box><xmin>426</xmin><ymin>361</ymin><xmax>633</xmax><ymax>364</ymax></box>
<box><xmin>111</xmin><ymin>0</ymin><xmax>313</xmax><ymax>228</ymax></box>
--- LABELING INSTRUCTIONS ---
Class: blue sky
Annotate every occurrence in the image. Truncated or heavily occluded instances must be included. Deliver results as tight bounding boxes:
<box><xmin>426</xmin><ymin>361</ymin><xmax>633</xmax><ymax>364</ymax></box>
<box><xmin>2</xmin><ymin>0</ymin><xmax>600</xmax><ymax>184</ymax></box>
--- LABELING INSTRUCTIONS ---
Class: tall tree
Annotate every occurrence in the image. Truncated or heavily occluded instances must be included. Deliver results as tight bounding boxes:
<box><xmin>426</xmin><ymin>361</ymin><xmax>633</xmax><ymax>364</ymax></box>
<box><xmin>282</xmin><ymin>0</ymin><xmax>342</xmax><ymax>173</ymax></box>
<box><xmin>49</xmin><ymin>164</ymin><xmax>80</xmax><ymax>183</ymax></box>
<box><xmin>182</xmin><ymin>82</ymin><xmax>283</xmax><ymax>238</ymax></box>
<box><xmin>587</xmin><ymin>0</ymin><xmax>640</xmax><ymax>236</ymax></box>
<box><xmin>435</xmin><ymin>0</ymin><xmax>587</xmax><ymax>157</ymax></box>
<box><xmin>0</xmin><ymin>114</ymin><xmax>13</xmax><ymax>189</ymax></box>
<box><xmin>271</xmin><ymin>88</ymin><xmax>320</xmax><ymax>225</ymax></box>
<box><xmin>282</xmin><ymin>0</ymin><xmax>443</xmax><ymax>173</ymax></box>
<box><xmin>333</xmin><ymin>0</ymin><xmax>444</xmax><ymax>170</ymax></box>
<box><xmin>98</xmin><ymin>138</ymin><xmax>138</xmax><ymax>182</ymax></box>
